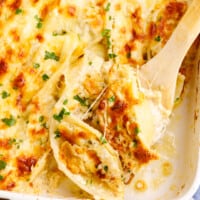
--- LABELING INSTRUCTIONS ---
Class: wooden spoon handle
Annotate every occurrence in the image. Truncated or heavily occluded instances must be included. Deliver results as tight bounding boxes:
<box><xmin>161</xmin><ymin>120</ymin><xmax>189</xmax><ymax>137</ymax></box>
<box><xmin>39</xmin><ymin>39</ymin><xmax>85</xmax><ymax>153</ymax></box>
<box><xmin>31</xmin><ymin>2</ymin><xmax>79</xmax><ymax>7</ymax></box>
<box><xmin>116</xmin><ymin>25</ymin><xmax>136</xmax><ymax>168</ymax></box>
<box><xmin>144</xmin><ymin>0</ymin><xmax>200</xmax><ymax>83</ymax></box>
<box><xmin>140</xmin><ymin>0</ymin><xmax>200</xmax><ymax>109</ymax></box>
<box><xmin>159</xmin><ymin>0</ymin><xmax>200</xmax><ymax>74</ymax></box>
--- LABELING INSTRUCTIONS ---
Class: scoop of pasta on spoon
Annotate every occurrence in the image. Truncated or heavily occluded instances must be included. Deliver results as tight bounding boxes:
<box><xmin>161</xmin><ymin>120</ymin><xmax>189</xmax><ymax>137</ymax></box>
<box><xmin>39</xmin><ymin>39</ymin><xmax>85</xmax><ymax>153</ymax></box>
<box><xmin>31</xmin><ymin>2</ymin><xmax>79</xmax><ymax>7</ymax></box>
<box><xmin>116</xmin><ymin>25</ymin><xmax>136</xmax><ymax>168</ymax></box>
<box><xmin>139</xmin><ymin>0</ymin><xmax>200</xmax><ymax>112</ymax></box>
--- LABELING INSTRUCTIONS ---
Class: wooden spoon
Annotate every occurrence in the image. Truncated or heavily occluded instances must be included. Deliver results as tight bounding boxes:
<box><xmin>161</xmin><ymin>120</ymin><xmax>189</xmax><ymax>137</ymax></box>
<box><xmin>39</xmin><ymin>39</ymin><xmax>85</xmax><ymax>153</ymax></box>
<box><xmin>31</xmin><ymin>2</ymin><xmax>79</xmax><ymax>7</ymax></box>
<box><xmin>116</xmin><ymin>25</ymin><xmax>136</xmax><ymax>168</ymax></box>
<box><xmin>139</xmin><ymin>0</ymin><xmax>200</xmax><ymax>111</ymax></box>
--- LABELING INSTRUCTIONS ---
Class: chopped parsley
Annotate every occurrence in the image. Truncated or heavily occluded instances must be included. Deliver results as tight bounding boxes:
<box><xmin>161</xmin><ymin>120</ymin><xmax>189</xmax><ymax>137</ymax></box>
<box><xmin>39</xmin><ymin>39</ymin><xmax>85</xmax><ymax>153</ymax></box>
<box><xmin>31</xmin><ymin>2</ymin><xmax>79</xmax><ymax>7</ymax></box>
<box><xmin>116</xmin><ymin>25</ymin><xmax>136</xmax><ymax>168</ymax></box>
<box><xmin>109</xmin><ymin>16</ymin><xmax>112</xmax><ymax>20</ymax></box>
<box><xmin>52</xmin><ymin>30</ymin><xmax>67</xmax><ymax>36</ymax></box>
<box><xmin>108</xmin><ymin>96</ymin><xmax>115</xmax><ymax>103</ymax></box>
<box><xmin>86</xmin><ymin>179</ymin><xmax>93</xmax><ymax>185</ymax></box>
<box><xmin>108</xmin><ymin>53</ymin><xmax>117</xmax><ymax>59</ymax></box>
<box><xmin>1</xmin><ymin>115</ymin><xmax>16</xmax><ymax>127</ymax></box>
<box><xmin>39</xmin><ymin>115</ymin><xmax>44</xmax><ymax>122</ymax></box>
<box><xmin>126</xmin><ymin>52</ymin><xmax>131</xmax><ymax>59</ymax></box>
<box><xmin>1</xmin><ymin>91</ymin><xmax>10</xmax><ymax>99</ymax></box>
<box><xmin>73</xmin><ymin>95</ymin><xmax>88</xmax><ymax>107</ymax></box>
<box><xmin>0</xmin><ymin>175</ymin><xmax>3</xmax><ymax>180</ymax></box>
<box><xmin>33</xmin><ymin>63</ymin><xmax>40</xmax><ymax>69</ymax></box>
<box><xmin>15</xmin><ymin>8</ymin><xmax>23</xmax><ymax>15</ymax></box>
<box><xmin>63</xmin><ymin>99</ymin><xmax>68</xmax><ymax>105</ymax></box>
<box><xmin>88</xmin><ymin>61</ymin><xmax>92</xmax><ymax>65</ymax></box>
<box><xmin>54</xmin><ymin>129</ymin><xmax>61</xmax><ymax>138</ymax></box>
<box><xmin>104</xmin><ymin>2</ymin><xmax>111</xmax><ymax>12</ymax></box>
<box><xmin>41</xmin><ymin>122</ymin><xmax>48</xmax><ymax>129</ymax></box>
<box><xmin>44</xmin><ymin>51</ymin><xmax>60</xmax><ymax>61</ymax></box>
<box><xmin>101</xmin><ymin>29</ymin><xmax>110</xmax><ymax>37</ymax></box>
<box><xmin>53</xmin><ymin>108</ymin><xmax>70</xmax><ymax>122</ymax></box>
<box><xmin>8</xmin><ymin>138</ymin><xmax>23</xmax><ymax>149</ymax></box>
<box><xmin>155</xmin><ymin>35</ymin><xmax>161</xmax><ymax>42</ymax></box>
<box><xmin>101</xmin><ymin>29</ymin><xmax>111</xmax><ymax>48</ymax></box>
<box><xmin>133</xmin><ymin>139</ymin><xmax>138</xmax><ymax>147</ymax></box>
<box><xmin>34</xmin><ymin>15</ymin><xmax>43</xmax><ymax>29</ymax></box>
<box><xmin>42</xmin><ymin>74</ymin><xmax>49</xmax><ymax>81</ymax></box>
<box><xmin>103</xmin><ymin>165</ymin><xmax>108</xmax><ymax>172</ymax></box>
<box><xmin>0</xmin><ymin>160</ymin><xmax>6</xmax><ymax>170</ymax></box>
<box><xmin>174</xmin><ymin>97</ymin><xmax>180</xmax><ymax>104</ymax></box>
<box><xmin>100</xmin><ymin>135</ymin><xmax>107</xmax><ymax>144</ymax></box>
<box><xmin>8</xmin><ymin>138</ymin><xmax>16</xmax><ymax>145</ymax></box>
<box><xmin>134</xmin><ymin>126</ymin><xmax>140</xmax><ymax>135</ymax></box>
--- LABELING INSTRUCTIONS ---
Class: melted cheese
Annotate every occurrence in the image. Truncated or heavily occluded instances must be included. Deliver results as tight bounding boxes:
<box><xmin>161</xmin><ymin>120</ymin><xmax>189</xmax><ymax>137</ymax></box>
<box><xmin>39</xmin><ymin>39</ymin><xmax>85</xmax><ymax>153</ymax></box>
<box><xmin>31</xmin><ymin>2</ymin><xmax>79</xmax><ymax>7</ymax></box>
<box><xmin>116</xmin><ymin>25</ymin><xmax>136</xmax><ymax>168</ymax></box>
<box><xmin>50</xmin><ymin>114</ymin><xmax>124</xmax><ymax>200</ymax></box>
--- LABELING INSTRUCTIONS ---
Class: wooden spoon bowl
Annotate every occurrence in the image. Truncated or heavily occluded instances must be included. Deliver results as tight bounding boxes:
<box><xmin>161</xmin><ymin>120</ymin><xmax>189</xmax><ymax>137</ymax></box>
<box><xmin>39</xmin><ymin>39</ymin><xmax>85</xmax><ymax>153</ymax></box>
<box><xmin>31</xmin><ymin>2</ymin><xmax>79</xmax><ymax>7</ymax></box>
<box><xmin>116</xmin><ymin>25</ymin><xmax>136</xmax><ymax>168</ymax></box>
<box><xmin>139</xmin><ymin>0</ymin><xmax>200</xmax><ymax>111</ymax></box>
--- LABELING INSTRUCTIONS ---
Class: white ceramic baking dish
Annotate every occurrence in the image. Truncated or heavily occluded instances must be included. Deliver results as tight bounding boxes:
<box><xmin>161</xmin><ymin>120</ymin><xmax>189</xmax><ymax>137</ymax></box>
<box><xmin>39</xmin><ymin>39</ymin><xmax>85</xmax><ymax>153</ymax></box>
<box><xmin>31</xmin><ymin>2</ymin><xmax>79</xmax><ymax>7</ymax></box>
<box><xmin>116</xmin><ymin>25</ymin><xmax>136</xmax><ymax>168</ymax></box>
<box><xmin>123</xmin><ymin>41</ymin><xmax>200</xmax><ymax>200</ymax></box>
<box><xmin>0</xmin><ymin>43</ymin><xmax>200</xmax><ymax>200</ymax></box>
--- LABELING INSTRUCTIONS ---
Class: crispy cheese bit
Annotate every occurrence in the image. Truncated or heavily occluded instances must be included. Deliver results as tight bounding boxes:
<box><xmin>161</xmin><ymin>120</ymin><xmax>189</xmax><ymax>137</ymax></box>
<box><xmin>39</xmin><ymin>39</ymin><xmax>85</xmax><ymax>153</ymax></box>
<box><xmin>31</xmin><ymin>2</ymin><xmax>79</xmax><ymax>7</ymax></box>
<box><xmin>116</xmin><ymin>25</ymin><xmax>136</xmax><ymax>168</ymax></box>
<box><xmin>16</xmin><ymin>156</ymin><xmax>37</xmax><ymax>176</ymax></box>
<box><xmin>13</xmin><ymin>73</ymin><xmax>25</xmax><ymax>89</ymax></box>
<box><xmin>67</xmin><ymin>5</ymin><xmax>76</xmax><ymax>17</ymax></box>
<box><xmin>0</xmin><ymin>60</ymin><xmax>8</xmax><ymax>76</ymax></box>
<box><xmin>36</xmin><ymin>34</ymin><xmax>44</xmax><ymax>42</ymax></box>
<box><xmin>8</xmin><ymin>0</ymin><xmax>22</xmax><ymax>11</ymax></box>
<box><xmin>0</xmin><ymin>139</ymin><xmax>12</xmax><ymax>150</ymax></box>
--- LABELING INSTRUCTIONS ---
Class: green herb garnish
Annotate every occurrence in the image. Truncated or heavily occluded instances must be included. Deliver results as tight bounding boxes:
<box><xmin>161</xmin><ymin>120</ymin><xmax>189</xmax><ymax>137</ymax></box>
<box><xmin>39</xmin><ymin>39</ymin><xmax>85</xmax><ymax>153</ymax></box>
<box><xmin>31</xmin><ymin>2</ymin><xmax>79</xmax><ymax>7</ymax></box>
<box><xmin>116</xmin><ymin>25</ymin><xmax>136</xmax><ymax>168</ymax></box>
<box><xmin>42</xmin><ymin>74</ymin><xmax>49</xmax><ymax>81</ymax></box>
<box><xmin>0</xmin><ymin>160</ymin><xmax>6</xmax><ymax>170</ymax></box>
<box><xmin>8</xmin><ymin>138</ymin><xmax>16</xmax><ymax>145</ymax></box>
<box><xmin>174</xmin><ymin>97</ymin><xmax>180</xmax><ymax>104</ymax></box>
<box><xmin>54</xmin><ymin>129</ymin><xmax>61</xmax><ymax>138</ymax></box>
<box><xmin>63</xmin><ymin>99</ymin><xmax>68</xmax><ymax>105</ymax></box>
<box><xmin>101</xmin><ymin>29</ymin><xmax>110</xmax><ymax>37</ymax></box>
<box><xmin>52</xmin><ymin>30</ymin><xmax>67</xmax><ymax>36</ymax></box>
<box><xmin>41</xmin><ymin>122</ymin><xmax>48</xmax><ymax>129</ymax></box>
<box><xmin>34</xmin><ymin>15</ymin><xmax>43</xmax><ymax>29</ymax></box>
<box><xmin>15</xmin><ymin>8</ymin><xmax>23</xmax><ymax>15</ymax></box>
<box><xmin>103</xmin><ymin>165</ymin><xmax>108</xmax><ymax>172</ymax></box>
<box><xmin>44</xmin><ymin>51</ymin><xmax>59</xmax><ymax>61</ymax></box>
<box><xmin>155</xmin><ymin>35</ymin><xmax>161</xmax><ymax>42</ymax></box>
<box><xmin>53</xmin><ymin>108</ymin><xmax>70</xmax><ymax>122</ymax></box>
<box><xmin>1</xmin><ymin>91</ymin><xmax>10</xmax><ymax>99</ymax></box>
<box><xmin>108</xmin><ymin>96</ymin><xmax>115</xmax><ymax>103</ymax></box>
<box><xmin>134</xmin><ymin>126</ymin><xmax>140</xmax><ymax>135</ymax></box>
<box><xmin>108</xmin><ymin>53</ymin><xmax>117</xmax><ymax>59</ymax></box>
<box><xmin>0</xmin><ymin>175</ymin><xmax>3</xmax><ymax>180</ymax></box>
<box><xmin>39</xmin><ymin>116</ymin><xmax>44</xmax><ymax>122</ymax></box>
<box><xmin>9</xmin><ymin>138</ymin><xmax>23</xmax><ymax>149</ymax></box>
<box><xmin>33</xmin><ymin>63</ymin><xmax>40</xmax><ymax>69</ymax></box>
<box><xmin>101</xmin><ymin>29</ymin><xmax>111</xmax><ymax>48</ymax></box>
<box><xmin>73</xmin><ymin>95</ymin><xmax>88</xmax><ymax>107</ymax></box>
<box><xmin>1</xmin><ymin>115</ymin><xmax>16</xmax><ymax>127</ymax></box>
<box><xmin>104</xmin><ymin>2</ymin><xmax>111</xmax><ymax>12</ymax></box>
<box><xmin>126</xmin><ymin>52</ymin><xmax>131</xmax><ymax>59</ymax></box>
<box><xmin>100</xmin><ymin>135</ymin><xmax>107</xmax><ymax>144</ymax></box>
<box><xmin>133</xmin><ymin>139</ymin><xmax>138</xmax><ymax>147</ymax></box>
